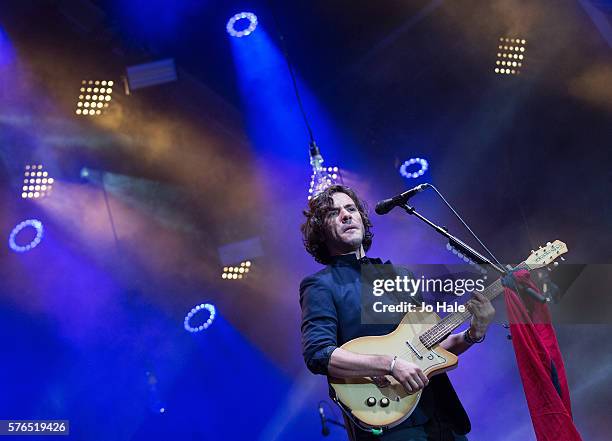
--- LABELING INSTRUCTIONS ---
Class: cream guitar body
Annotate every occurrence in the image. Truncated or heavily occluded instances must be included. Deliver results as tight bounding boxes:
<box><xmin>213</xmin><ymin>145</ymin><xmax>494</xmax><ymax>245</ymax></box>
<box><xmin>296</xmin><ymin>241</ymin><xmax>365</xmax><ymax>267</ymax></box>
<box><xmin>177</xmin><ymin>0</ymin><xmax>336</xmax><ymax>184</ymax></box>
<box><xmin>328</xmin><ymin>240</ymin><xmax>568</xmax><ymax>430</ymax></box>
<box><xmin>329</xmin><ymin>309</ymin><xmax>457</xmax><ymax>429</ymax></box>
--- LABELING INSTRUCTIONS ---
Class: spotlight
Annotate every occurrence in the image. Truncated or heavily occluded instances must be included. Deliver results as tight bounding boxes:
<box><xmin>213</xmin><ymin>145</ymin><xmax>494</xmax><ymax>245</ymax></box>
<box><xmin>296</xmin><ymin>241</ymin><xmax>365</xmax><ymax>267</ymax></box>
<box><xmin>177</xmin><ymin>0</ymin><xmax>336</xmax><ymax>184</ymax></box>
<box><xmin>8</xmin><ymin>219</ymin><xmax>44</xmax><ymax>253</ymax></box>
<box><xmin>76</xmin><ymin>79</ymin><xmax>114</xmax><ymax>116</ymax></box>
<box><xmin>226</xmin><ymin>12</ymin><xmax>258</xmax><ymax>38</ymax></box>
<box><xmin>399</xmin><ymin>158</ymin><xmax>429</xmax><ymax>179</ymax></box>
<box><xmin>495</xmin><ymin>37</ymin><xmax>526</xmax><ymax>76</ymax></box>
<box><xmin>221</xmin><ymin>261</ymin><xmax>253</xmax><ymax>280</ymax></box>
<box><xmin>184</xmin><ymin>303</ymin><xmax>216</xmax><ymax>333</ymax></box>
<box><xmin>22</xmin><ymin>164</ymin><xmax>53</xmax><ymax>199</ymax></box>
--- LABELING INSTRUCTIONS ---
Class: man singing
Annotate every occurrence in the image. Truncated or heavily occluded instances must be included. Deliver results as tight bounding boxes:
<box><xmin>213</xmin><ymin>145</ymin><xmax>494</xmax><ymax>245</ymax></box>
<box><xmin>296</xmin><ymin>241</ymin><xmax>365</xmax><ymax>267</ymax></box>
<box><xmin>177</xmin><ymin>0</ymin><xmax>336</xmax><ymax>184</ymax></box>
<box><xmin>299</xmin><ymin>185</ymin><xmax>495</xmax><ymax>440</ymax></box>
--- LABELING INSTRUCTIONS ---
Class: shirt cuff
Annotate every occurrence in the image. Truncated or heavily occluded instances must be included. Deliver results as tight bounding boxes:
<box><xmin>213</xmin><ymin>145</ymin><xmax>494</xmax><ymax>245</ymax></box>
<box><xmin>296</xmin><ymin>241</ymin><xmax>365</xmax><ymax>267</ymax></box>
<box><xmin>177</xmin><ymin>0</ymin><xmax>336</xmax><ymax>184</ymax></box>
<box><xmin>307</xmin><ymin>345</ymin><xmax>337</xmax><ymax>375</ymax></box>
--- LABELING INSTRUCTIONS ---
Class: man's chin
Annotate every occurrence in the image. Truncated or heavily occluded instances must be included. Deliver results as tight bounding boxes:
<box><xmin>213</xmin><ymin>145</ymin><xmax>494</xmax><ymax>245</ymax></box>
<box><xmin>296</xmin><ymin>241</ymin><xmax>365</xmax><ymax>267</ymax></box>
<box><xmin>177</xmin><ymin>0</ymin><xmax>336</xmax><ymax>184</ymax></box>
<box><xmin>344</xmin><ymin>236</ymin><xmax>363</xmax><ymax>249</ymax></box>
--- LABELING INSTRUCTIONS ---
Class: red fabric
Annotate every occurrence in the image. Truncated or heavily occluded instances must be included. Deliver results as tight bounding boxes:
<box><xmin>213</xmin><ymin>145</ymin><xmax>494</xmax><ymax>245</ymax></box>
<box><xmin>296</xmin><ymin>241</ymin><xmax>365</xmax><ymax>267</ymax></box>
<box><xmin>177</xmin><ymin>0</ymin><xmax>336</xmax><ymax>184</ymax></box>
<box><xmin>503</xmin><ymin>270</ymin><xmax>582</xmax><ymax>441</ymax></box>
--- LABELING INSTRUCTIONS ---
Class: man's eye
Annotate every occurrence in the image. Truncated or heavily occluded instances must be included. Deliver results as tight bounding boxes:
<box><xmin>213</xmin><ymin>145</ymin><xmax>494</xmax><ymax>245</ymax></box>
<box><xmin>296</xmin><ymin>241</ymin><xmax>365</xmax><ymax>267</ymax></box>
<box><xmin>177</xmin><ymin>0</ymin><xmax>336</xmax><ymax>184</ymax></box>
<box><xmin>348</xmin><ymin>207</ymin><xmax>357</xmax><ymax>212</ymax></box>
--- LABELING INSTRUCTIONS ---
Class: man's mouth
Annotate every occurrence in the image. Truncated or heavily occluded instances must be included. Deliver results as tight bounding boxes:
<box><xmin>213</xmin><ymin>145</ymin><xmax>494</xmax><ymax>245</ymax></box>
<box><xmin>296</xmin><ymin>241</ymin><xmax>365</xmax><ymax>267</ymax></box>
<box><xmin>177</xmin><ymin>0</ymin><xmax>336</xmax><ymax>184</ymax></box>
<box><xmin>343</xmin><ymin>226</ymin><xmax>359</xmax><ymax>233</ymax></box>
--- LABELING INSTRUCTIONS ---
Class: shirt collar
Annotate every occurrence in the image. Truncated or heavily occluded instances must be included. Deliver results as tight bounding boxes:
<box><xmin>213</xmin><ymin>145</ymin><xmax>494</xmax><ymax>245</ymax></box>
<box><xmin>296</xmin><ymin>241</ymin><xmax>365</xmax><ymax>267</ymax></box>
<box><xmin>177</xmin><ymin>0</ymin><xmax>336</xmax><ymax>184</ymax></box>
<box><xmin>329</xmin><ymin>254</ymin><xmax>383</xmax><ymax>265</ymax></box>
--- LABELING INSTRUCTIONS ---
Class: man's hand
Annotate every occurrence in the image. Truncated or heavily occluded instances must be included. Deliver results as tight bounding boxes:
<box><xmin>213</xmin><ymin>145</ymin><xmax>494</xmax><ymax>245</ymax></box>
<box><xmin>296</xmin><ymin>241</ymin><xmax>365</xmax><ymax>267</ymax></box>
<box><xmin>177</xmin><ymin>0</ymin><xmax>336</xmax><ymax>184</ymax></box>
<box><xmin>391</xmin><ymin>358</ymin><xmax>429</xmax><ymax>394</ymax></box>
<box><xmin>466</xmin><ymin>292</ymin><xmax>495</xmax><ymax>339</ymax></box>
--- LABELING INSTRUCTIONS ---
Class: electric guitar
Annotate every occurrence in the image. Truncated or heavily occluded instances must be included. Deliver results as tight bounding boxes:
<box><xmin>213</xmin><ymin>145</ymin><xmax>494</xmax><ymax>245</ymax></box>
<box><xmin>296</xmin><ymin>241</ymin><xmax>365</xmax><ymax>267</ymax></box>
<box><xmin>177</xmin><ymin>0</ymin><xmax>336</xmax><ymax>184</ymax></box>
<box><xmin>329</xmin><ymin>240</ymin><xmax>568</xmax><ymax>429</ymax></box>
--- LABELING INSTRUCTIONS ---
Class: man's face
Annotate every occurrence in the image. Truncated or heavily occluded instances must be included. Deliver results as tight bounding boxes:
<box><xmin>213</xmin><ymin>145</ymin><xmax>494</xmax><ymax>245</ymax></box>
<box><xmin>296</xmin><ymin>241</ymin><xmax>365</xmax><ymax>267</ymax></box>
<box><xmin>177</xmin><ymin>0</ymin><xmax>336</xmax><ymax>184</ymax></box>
<box><xmin>324</xmin><ymin>192</ymin><xmax>364</xmax><ymax>255</ymax></box>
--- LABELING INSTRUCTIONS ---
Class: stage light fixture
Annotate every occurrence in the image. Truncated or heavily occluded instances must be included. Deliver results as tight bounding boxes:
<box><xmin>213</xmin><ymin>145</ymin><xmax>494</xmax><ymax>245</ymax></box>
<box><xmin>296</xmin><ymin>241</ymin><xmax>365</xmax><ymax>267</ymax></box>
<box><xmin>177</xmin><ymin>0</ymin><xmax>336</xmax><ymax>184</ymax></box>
<box><xmin>127</xmin><ymin>58</ymin><xmax>177</xmax><ymax>90</ymax></box>
<box><xmin>494</xmin><ymin>37</ymin><xmax>526</xmax><ymax>76</ymax></box>
<box><xmin>8</xmin><ymin>219</ymin><xmax>44</xmax><ymax>253</ymax></box>
<box><xmin>76</xmin><ymin>79</ymin><xmax>114</xmax><ymax>116</ymax></box>
<box><xmin>308</xmin><ymin>166</ymin><xmax>342</xmax><ymax>200</ymax></box>
<box><xmin>221</xmin><ymin>260</ymin><xmax>252</xmax><ymax>280</ymax></box>
<box><xmin>184</xmin><ymin>303</ymin><xmax>216</xmax><ymax>333</ymax></box>
<box><xmin>226</xmin><ymin>12</ymin><xmax>258</xmax><ymax>38</ymax></box>
<box><xmin>21</xmin><ymin>164</ymin><xmax>53</xmax><ymax>199</ymax></box>
<box><xmin>399</xmin><ymin>158</ymin><xmax>429</xmax><ymax>179</ymax></box>
<box><xmin>307</xmin><ymin>142</ymin><xmax>343</xmax><ymax>200</ymax></box>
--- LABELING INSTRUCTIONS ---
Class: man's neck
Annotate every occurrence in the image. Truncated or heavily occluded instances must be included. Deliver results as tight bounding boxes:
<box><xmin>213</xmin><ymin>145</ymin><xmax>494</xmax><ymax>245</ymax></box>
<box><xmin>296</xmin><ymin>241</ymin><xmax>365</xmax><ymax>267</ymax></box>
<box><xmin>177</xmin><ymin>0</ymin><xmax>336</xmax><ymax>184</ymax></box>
<box><xmin>331</xmin><ymin>245</ymin><xmax>365</xmax><ymax>260</ymax></box>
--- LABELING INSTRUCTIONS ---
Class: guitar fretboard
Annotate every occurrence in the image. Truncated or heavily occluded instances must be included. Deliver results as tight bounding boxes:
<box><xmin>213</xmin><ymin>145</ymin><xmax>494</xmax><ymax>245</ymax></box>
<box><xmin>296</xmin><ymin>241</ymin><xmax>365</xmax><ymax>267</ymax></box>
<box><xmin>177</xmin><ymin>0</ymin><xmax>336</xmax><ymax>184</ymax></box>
<box><xmin>418</xmin><ymin>262</ymin><xmax>528</xmax><ymax>348</ymax></box>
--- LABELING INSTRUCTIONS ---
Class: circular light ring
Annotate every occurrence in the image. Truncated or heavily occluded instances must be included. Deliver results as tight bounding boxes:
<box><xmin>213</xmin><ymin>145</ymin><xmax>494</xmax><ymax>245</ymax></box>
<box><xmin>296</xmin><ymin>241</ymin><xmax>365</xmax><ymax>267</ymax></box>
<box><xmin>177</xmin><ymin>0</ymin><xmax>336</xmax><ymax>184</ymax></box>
<box><xmin>8</xmin><ymin>219</ymin><xmax>44</xmax><ymax>253</ymax></box>
<box><xmin>184</xmin><ymin>303</ymin><xmax>216</xmax><ymax>333</ymax></box>
<box><xmin>226</xmin><ymin>12</ymin><xmax>258</xmax><ymax>38</ymax></box>
<box><xmin>399</xmin><ymin>158</ymin><xmax>429</xmax><ymax>179</ymax></box>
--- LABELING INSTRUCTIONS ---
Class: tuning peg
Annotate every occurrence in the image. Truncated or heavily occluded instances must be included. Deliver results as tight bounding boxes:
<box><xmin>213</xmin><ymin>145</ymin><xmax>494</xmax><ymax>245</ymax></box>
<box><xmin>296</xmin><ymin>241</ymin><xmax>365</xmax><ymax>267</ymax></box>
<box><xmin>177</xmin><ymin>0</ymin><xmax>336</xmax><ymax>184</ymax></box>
<box><xmin>547</xmin><ymin>266</ymin><xmax>552</xmax><ymax>271</ymax></box>
<box><xmin>539</xmin><ymin>245</ymin><xmax>543</xmax><ymax>249</ymax></box>
<box><xmin>553</xmin><ymin>262</ymin><xmax>559</xmax><ymax>267</ymax></box>
<box><xmin>531</xmin><ymin>250</ymin><xmax>535</xmax><ymax>254</ymax></box>
<box><xmin>560</xmin><ymin>257</ymin><xmax>565</xmax><ymax>261</ymax></box>
<box><xmin>546</xmin><ymin>242</ymin><xmax>551</xmax><ymax>246</ymax></box>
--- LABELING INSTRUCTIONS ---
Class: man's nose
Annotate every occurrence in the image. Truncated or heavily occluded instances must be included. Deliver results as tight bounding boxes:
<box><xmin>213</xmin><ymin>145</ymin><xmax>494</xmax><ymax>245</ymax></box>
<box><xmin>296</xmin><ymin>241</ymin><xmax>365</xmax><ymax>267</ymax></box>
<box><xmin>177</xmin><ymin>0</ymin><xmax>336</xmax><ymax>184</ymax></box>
<box><xmin>340</xmin><ymin>208</ymin><xmax>352</xmax><ymax>222</ymax></box>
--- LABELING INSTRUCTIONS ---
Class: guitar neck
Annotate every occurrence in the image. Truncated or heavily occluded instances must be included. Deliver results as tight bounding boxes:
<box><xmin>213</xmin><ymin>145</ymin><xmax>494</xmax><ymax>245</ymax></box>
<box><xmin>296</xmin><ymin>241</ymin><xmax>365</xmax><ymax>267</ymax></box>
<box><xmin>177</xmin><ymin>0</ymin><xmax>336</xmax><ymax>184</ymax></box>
<box><xmin>418</xmin><ymin>262</ymin><xmax>528</xmax><ymax>348</ymax></box>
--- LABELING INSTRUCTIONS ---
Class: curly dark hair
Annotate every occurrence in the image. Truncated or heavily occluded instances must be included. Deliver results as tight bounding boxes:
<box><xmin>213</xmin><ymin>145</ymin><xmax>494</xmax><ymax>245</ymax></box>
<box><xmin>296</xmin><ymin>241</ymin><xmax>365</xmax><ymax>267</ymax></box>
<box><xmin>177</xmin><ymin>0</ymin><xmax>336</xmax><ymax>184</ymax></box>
<box><xmin>301</xmin><ymin>185</ymin><xmax>374</xmax><ymax>264</ymax></box>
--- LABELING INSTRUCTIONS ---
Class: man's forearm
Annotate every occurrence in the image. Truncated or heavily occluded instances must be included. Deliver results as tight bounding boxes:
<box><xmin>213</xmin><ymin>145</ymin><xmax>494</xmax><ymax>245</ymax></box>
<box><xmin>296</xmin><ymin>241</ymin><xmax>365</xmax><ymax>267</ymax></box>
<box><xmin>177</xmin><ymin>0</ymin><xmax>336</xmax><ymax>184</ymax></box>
<box><xmin>439</xmin><ymin>326</ymin><xmax>485</xmax><ymax>355</ymax></box>
<box><xmin>327</xmin><ymin>348</ymin><xmax>393</xmax><ymax>378</ymax></box>
<box><xmin>439</xmin><ymin>332</ymin><xmax>471</xmax><ymax>355</ymax></box>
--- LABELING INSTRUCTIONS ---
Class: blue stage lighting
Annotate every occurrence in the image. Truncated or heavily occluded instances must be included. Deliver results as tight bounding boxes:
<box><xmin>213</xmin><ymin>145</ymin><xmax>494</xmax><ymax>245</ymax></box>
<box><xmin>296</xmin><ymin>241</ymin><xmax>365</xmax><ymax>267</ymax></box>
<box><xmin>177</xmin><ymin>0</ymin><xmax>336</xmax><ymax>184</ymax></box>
<box><xmin>8</xmin><ymin>219</ymin><xmax>44</xmax><ymax>253</ymax></box>
<box><xmin>184</xmin><ymin>303</ymin><xmax>216</xmax><ymax>333</ymax></box>
<box><xmin>399</xmin><ymin>158</ymin><xmax>429</xmax><ymax>179</ymax></box>
<box><xmin>226</xmin><ymin>12</ymin><xmax>258</xmax><ymax>38</ymax></box>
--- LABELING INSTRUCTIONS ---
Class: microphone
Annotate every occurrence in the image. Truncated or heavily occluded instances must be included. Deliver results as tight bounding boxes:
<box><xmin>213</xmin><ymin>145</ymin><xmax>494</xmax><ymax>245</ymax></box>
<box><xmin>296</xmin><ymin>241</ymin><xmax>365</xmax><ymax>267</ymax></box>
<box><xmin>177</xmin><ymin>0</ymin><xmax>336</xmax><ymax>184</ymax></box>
<box><xmin>375</xmin><ymin>184</ymin><xmax>429</xmax><ymax>215</ymax></box>
<box><xmin>319</xmin><ymin>405</ymin><xmax>330</xmax><ymax>436</ymax></box>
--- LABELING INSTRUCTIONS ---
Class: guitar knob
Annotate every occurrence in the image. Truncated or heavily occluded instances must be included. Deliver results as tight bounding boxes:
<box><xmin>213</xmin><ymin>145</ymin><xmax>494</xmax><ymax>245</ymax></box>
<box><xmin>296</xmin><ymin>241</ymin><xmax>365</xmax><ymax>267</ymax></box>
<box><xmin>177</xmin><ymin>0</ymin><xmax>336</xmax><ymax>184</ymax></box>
<box><xmin>380</xmin><ymin>397</ymin><xmax>390</xmax><ymax>408</ymax></box>
<box><xmin>366</xmin><ymin>397</ymin><xmax>377</xmax><ymax>407</ymax></box>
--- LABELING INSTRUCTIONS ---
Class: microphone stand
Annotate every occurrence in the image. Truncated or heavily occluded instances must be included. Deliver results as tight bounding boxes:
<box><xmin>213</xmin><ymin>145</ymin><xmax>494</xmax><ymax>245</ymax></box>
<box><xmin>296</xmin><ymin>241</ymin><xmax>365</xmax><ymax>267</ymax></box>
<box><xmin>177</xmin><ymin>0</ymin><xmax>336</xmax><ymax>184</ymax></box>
<box><xmin>400</xmin><ymin>204</ymin><xmax>507</xmax><ymax>276</ymax></box>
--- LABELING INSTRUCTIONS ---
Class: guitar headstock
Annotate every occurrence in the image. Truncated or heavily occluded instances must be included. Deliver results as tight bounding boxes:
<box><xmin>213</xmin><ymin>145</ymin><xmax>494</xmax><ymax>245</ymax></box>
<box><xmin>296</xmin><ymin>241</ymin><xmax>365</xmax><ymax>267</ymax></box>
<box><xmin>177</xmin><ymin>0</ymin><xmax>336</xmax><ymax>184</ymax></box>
<box><xmin>524</xmin><ymin>240</ymin><xmax>568</xmax><ymax>270</ymax></box>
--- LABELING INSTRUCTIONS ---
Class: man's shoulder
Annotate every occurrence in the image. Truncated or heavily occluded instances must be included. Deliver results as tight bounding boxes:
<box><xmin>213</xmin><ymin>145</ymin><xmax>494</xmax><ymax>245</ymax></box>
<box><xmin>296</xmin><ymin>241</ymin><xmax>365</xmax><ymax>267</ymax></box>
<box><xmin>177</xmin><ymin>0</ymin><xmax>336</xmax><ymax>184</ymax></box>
<box><xmin>299</xmin><ymin>266</ymin><xmax>334</xmax><ymax>291</ymax></box>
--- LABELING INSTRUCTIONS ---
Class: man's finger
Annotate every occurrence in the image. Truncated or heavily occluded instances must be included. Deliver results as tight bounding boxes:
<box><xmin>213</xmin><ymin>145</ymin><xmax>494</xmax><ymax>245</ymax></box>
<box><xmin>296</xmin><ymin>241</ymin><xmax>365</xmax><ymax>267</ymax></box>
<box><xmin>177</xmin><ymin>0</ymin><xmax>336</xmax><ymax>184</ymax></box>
<box><xmin>411</xmin><ymin>375</ymin><xmax>424</xmax><ymax>389</ymax></box>
<box><xmin>417</xmin><ymin>370</ymin><xmax>429</xmax><ymax>386</ymax></box>
<box><xmin>407</xmin><ymin>377</ymin><xmax>423</xmax><ymax>392</ymax></box>
<box><xmin>474</xmin><ymin>292</ymin><xmax>488</xmax><ymax>302</ymax></box>
<box><xmin>402</xmin><ymin>380</ymin><xmax>415</xmax><ymax>394</ymax></box>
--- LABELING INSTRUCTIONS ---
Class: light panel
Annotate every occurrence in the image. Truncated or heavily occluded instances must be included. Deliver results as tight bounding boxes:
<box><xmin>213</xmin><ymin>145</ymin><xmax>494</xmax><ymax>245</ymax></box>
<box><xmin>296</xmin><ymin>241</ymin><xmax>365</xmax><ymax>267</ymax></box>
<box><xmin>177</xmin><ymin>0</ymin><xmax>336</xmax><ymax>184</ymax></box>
<box><xmin>76</xmin><ymin>79</ymin><xmax>114</xmax><ymax>116</ymax></box>
<box><xmin>495</xmin><ymin>37</ymin><xmax>527</xmax><ymax>76</ymax></box>
<box><xmin>221</xmin><ymin>260</ymin><xmax>252</xmax><ymax>280</ymax></box>
<box><xmin>21</xmin><ymin>164</ymin><xmax>54</xmax><ymax>199</ymax></box>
